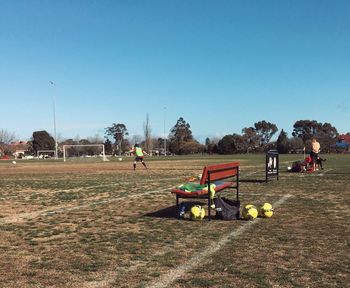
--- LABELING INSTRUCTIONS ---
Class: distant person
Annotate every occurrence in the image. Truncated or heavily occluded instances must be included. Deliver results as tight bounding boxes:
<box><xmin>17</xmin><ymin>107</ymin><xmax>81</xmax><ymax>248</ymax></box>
<box><xmin>310</xmin><ymin>138</ymin><xmax>321</xmax><ymax>171</ymax></box>
<box><xmin>129</xmin><ymin>144</ymin><xmax>148</xmax><ymax>170</ymax></box>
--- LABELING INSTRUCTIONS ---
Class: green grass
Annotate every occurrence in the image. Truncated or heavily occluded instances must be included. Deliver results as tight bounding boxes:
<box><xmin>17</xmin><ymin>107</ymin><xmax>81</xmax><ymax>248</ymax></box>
<box><xmin>0</xmin><ymin>154</ymin><xmax>349</xmax><ymax>287</ymax></box>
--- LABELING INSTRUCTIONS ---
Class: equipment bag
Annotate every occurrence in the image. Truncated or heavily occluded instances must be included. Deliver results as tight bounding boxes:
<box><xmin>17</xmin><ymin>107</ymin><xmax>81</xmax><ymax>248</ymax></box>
<box><xmin>214</xmin><ymin>197</ymin><xmax>240</xmax><ymax>220</ymax></box>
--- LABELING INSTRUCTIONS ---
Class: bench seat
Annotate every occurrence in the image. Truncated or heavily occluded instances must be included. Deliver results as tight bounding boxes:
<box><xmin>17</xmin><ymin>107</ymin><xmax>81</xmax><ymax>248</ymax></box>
<box><xmin>171</xmin><ymin>181</ymin><xmax>234</xmax><ymax>197</ymax></box>
<box><xmin>171</xmin><ymin>161</ymin><xmax>240</xmax><ymax>220</ymax></box>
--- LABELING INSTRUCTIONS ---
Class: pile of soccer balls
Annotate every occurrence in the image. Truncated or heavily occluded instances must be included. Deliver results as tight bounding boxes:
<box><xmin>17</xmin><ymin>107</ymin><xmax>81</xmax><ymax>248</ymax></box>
<box><xmin>241</xmin><ymin>202</ymin><xmax>274</xmax><ymax>220</ymax></box>
<box><xmin>184</xmin><ymin>202</ymin><xmax>274</xmax><ymax>221</ymax></box>
<box><xmin>189</xmin><ymin>205</ymin><xmax>206</xmax><ymax>220</ymax></box>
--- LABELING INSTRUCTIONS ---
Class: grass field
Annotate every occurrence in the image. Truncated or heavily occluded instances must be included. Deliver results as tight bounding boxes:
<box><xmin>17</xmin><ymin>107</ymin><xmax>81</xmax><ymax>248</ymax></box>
<box><xmin>0</xmin><ymin>154</ymin><xmax>349</xmax><ymax>288</ymax></box>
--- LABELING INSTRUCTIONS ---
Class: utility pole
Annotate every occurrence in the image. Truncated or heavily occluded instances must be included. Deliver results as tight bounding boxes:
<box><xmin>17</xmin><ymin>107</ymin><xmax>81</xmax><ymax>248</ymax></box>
<box><xmin>163</xmin><ymin>107</ymin><xmax>167</xmax><ymax>156</ymax></box>
<box><xmin>50</xmin><ymin>81</ymin><xmax>58</xmax><ymax>160</ymax></box>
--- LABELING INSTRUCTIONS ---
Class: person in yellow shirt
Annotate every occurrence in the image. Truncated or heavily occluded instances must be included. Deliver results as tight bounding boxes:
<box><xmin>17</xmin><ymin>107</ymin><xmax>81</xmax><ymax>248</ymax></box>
<box><xmin>130</xmin><ymin>144</ymin><xmax>148</xmax><ymax>170</ymax></box>
<box><xmin>310</xmin><ymin>138</ymin><xmax>321</xmax><ymax>171</ymax></box>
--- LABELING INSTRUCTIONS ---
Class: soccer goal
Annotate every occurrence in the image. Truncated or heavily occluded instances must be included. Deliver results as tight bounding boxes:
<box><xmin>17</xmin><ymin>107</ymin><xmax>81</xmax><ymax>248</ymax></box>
<box><xmin>63</xmin><ymin>144</ymin><xmax>107</xmax><ymax>162</ymax></box>
<box><xmin>37</xmin><ymin>150</ymin><xmax>56</xmax><ymax>159</ymax></box>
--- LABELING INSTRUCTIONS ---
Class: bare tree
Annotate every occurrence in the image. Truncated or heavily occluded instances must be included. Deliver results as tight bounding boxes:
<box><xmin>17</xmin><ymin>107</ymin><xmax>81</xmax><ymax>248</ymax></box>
<box><xmin>87</xmin><ymin>134</ymin><xmax>104</xmax><ymax>144</ymax></box>
<box><xmin>0</xmin><ymin>129</ymin><xmax>16</xmax><ymax>143</ymax></box>
<box><xmin>130</xmin><ymin>135</ymin><xmax>142</xmax><ymax>146</ymax></box>
<box><xmin>143</xmin><ymin>113</ymin><xmax>152</xmax><ymax>153</ymax></box>
<box><xmin>0</xmin><ymin>129</ymin><xmax>17</xmax><ymax>156</ymax></box>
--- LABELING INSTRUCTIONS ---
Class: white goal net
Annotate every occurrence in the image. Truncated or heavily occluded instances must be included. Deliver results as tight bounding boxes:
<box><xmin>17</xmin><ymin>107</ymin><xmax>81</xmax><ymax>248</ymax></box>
<box><xmin>63</xmin><ymin>144</ymin><xmax>107</xmax><ymax>162</ymax></box>
<box><xmin>37</xmin><ymin>150</ymin><xmax>56</xmax><ymax>159</ymax></box>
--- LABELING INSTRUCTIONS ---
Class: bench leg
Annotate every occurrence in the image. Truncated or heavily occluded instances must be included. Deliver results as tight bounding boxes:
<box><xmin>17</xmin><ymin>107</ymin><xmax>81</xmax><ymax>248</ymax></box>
<box><xmin>237</xmin><ymin>169</ymin><xmax>239</xmax><ymax>202</ymax></box>
<box><xmin>208</xmin><ymin>197</ymin><xmax>211</xmax><ymax>221</ymax></box>
<box><xmin>176</xmin><ymin>195</ymin><xmax>181</xmax><ymax>219</ymax></box>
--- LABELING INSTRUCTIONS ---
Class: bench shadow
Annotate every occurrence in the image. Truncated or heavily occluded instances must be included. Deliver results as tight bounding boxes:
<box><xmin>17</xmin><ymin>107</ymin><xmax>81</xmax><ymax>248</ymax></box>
<box><xmin>145</xmin><ymin>205</ymin><xmax>178</xmax><ymax>219</ymax></box>
<box><xmin>145</xmin><ymin>201</ymin><xmax>207</xmax><ymax>219</ymax></box>
<box><xmin>240</xmin><ymin>179</ymin><xmax>266</xmax><ymax>183</ymax></box>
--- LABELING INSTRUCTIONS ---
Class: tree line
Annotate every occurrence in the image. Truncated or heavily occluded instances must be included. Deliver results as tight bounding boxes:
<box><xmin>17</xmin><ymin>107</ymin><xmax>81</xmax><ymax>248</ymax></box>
<box><xmin>103</xmin><ymin>118</ymin><xmax>344</xmax><ymax>155</ymax></box>
<box><xmin>0</xmin><ymin>118</ymin><xmax>347</xmax><ymax>157</ymax></box>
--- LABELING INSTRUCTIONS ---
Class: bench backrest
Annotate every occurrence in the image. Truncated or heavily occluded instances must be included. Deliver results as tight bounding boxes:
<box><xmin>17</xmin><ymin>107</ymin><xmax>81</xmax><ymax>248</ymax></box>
<box><xmin>199</xmin><ymin>162</ymin><xmax>240</xmax><ymax>185</ymax></box>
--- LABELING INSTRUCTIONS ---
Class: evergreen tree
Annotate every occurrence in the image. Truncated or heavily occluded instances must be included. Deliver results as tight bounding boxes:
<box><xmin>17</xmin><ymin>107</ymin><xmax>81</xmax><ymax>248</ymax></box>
<box><xmin>32</xmin><ymin>130</ymin><xmax>55</xmax><ymax>152</ymax></box>
<box><xmin>104</xmin><ymin>139</ymin><xmax>113</xmax><ymax>154</ymax></box>
<box><xmin>276</xmin><ymin>129</ymin><xmax>289</xmax><ymax>154</ymax></box>
<box><xmin>168</xmin><ymin>117</ymin><xmax>194</xmax><ymax>154</ymax></box>
<box><xmin>105</xmin><ymin>123</ymin><xmax>128</xmax><ymax>156</ymax></box>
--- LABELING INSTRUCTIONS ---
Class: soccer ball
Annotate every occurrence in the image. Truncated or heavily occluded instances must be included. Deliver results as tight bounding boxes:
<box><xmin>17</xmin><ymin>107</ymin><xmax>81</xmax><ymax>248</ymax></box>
<box><xmin>190</xmin><ymin>205</ymin><xmax>205</xmax><ymax>220</ymax></box>
<box><xmin>242</xmin><ymin>204</ymin><xmax>258</xmax><ymax>220</ymax></box>
<box><xmin>118</xmin><ymin>157</ymin><xmax>122</xmax><ymax>161</ymax></box>
<box><xmin>12</xmin><ymin>161</ymin><xmax>16</xmax><ymax>165</ymax></box>
<box><xmin>259</xmin><ymin>203</ymin><xmax>274</xmax><ymax>218</ymax></box>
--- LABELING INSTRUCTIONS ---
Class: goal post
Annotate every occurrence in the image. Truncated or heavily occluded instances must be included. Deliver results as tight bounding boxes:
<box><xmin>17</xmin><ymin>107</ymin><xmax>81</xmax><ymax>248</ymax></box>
<box><xmin>37</xmin><ymin>150</ymin><xmax>56</xmax><ymax>159</ymax></box>
<box><xmin>63</xmin><ymin>144</ymin><xmax>107</xmax><ymax>162</ymax></box>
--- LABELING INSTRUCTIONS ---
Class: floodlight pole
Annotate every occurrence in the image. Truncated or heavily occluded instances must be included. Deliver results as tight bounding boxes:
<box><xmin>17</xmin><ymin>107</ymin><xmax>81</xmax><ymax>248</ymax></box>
<box><xmin>50</xmin><ymin>81</ymin><xmax>58</xmax><ymax>160</ymax></box>
<box><xmin>163</xmin><ymin>106</ymin><xmax>167</xmax><ymax>156</ymax></box>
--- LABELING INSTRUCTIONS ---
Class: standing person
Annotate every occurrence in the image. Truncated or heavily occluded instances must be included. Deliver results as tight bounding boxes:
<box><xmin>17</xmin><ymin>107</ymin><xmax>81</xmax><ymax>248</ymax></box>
<box><xmin>310</xmin><ymin>138</ymin><xmax>321</xmax><ymax>171</ymax></box>
<box><xmin>130</xmin><ymin>144</ymin><xmax>148</xmax><ymax>170</ymax></box>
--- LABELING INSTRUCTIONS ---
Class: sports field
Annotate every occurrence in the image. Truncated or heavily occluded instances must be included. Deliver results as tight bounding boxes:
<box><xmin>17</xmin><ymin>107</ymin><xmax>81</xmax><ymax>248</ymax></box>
<box><xmin>0</xmin><ymin>154</ymin><xmax>349</xmax><ymax>288</ymax></box>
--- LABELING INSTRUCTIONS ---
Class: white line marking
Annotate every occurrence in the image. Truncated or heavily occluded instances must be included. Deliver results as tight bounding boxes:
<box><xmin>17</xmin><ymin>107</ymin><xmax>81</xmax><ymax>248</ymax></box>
<box><xmin>146</xmin><ymin>194</ymin><xmax>292</xmax><ymax>288</ymax></box>
<box><xmin>0</xmin><ymin>177</ymin><xmax>182</xmax><ymax>195</ymax></box>
<box><xmin>317</xmin><ymin>168</ymin><xmax>333</xmax><ymax>176</ymax></box>
<box><xmin>0</xmin><ymin>187</ymin><xmax>172</xmax><ymax>225</ymax></box>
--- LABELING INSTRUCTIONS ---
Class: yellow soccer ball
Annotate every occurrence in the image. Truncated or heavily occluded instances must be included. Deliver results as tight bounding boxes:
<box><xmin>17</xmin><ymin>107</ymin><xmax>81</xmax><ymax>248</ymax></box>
<box><xmin>242</xmin><ymin>204</ymin><xmax>258</xmax><ymax>220</ymax></box>
<box><xmin>259</xmin><ymin>203</ymin><xmax>274</xmax><ymax>218</ymax></box>
<box><xmin>190</xmin><ymin>205</ymin><xmax>205</xmax><ymax>220</ymax></box>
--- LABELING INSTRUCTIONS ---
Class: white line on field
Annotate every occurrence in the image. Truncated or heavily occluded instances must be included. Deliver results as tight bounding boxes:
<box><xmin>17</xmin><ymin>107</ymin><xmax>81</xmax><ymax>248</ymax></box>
<box><xmin>146</xmin><ymin>194</ymin><xmax>292</xmax><ymax>288</ymax></box>
<box><xmin>296</xmin><ymin>168</ymin><xmax>334</xmax><ymax>178</ymax></box>
<box><xmin>0</xmin><ymin>164</ymin><xmax>286</xmax><ymax>225</ymax></box>
<box><xmin>0</xmin><ymin>176</ymin><xmax>183</xmax><ymax>196</ymax></box>
<box><xmin>48</xmin><ymin>187</ymin><xmax>172</xmax><ymax>214</ymax></box>
<box><xmin>0</xmin><ymin>167</ymin><xmax>263</xmax><ymax>225</ymax></box>
<box><xmin>317</xmin><ymin>168</ymin><xmax>333</xmax><ymax>176</ymax></box>
<box><xmin>0</xmin><ymin>187</ymin><xmax>173</xmax><ymax>225</ymax></box>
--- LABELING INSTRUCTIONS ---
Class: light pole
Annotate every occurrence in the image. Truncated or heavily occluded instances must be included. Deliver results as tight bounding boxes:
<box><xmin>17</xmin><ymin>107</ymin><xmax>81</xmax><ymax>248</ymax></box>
<box><xmin>163</xmin><ymin>107</ymin><xmax>167</xmax><ymax>156</ymax></box>
<box><xmin>50</xmin><ymin>81</ymin><xmax>58</xmax><ymax>160</ymax></box>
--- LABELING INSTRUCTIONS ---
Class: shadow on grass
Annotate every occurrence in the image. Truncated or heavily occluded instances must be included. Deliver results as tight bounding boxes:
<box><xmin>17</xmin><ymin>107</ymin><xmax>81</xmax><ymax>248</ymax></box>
<box><xmin>145</xmin><ymin>201</ymin><xmax>207</xmax><ymax>219</ymax></box>
<box><xmin>240</xmin><ymin>179</ymin><xmax>266</xmax><ymax>183</ymax></box>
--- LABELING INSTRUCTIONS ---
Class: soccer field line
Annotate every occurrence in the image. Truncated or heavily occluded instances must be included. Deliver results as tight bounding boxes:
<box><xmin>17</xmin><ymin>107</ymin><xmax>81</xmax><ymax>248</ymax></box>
<box><xmin>46</xmin><ymin>176</ymin><xmax>182</xmax><ymax>193</ymax></box>
<box><xmin>1</xmin><ymin>161</ymin><xmax>273</xmax><ymax>197</ymax></box>
<box><xmin>0</xmin><ymin>176</ymin><xmax>184</xmax><ymax>196</ymax></box>
<box><xmin>0</xmin><ymin>167</ymin><xmax>277</xmax><ymax>225</ymax></box>
<box><xmin>145</xmin><ymin>194</ymin><xmax>292</xmax><ymax>288</ymax></box>
<box><xmin>295</xmin><ymin>168</ymin><xmax>333</xmax><ymax>178</ymax></box>
<box><xmin>83</xmin><ymin>191</ymin><xmax>290</xmax><ymax>288</ymax></box>
<box><xmin>1</xmin><ymin>167</ymin><xmax>261</xmax><ymax>198</ymax></box>
<box><xmin>0</xmin><ymin>186</ymin><xmax>173</xmax><ymax>225</ymax></box>
<box><xmin>316</xmin><ymin>168</ymin><xmax>334</xmax><ymax>176</ymax></box>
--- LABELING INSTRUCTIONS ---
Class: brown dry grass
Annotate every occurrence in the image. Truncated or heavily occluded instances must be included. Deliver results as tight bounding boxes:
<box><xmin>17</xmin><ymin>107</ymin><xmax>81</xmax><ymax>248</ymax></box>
<box><xmin>0</xmin><ymin>154</ymin><xmax>349</xmax><ymax>288</ymax></box>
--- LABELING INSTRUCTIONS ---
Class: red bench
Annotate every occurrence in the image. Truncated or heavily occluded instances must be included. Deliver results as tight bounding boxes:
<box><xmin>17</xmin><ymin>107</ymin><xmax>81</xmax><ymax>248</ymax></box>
<box><xmin>171</xmin><ymin>161</ymin><xmax>240</xmax><ymax>220</ymax></box>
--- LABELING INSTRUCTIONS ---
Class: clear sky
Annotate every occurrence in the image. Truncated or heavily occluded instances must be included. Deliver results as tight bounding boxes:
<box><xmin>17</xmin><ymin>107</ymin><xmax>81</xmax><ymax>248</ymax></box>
<box><xmin>1</xmin><ymin>0</ymin><xmax>349</xmax><ymax>143</ymax></box>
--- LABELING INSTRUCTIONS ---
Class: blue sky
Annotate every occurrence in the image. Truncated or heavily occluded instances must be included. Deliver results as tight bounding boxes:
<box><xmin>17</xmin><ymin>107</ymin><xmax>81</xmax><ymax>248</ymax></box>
<box><xmin>1</xmin><ymin>0</ymin><xmax>349</xmax><ymax>143</ymax></box>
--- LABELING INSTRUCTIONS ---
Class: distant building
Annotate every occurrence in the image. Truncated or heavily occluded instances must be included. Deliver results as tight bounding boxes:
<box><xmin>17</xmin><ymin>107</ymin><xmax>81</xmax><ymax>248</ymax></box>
<box><xmin>333</xmin><ymin>134</ymin><xmax>350</xmax><ymax>152</ymax></box>
<box><xmin>339</xmin><ymin>134</ymin><xmax>350</xmax><ymax>144</ymax></box>
<box><xmin>8</xmin><ymin>141</ymin><xmax>31</xmax><ymax>158</ymax></box>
